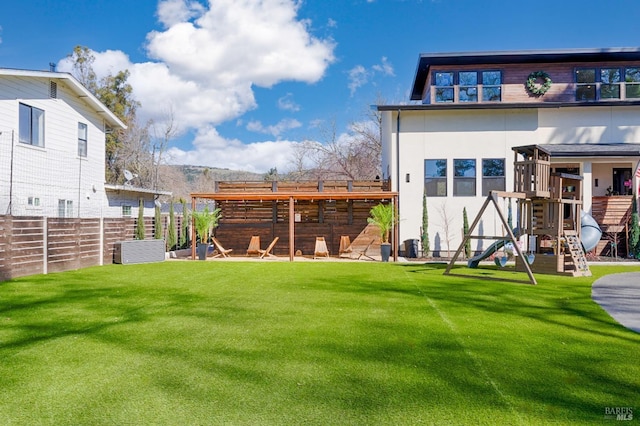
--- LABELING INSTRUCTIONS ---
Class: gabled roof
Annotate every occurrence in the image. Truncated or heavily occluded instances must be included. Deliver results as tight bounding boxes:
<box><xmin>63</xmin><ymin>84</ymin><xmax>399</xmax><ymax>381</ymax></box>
<box><xmin>0</xmin><ymin>68</ymin><xmax>127</xmax><ymax>130</ymax></box>
<box><xmin>541</xmin><ymin>143</ymin><xmax>640</xmax><ymax>158</ymax></box>
<box><xmin>411</xmin><ymin>47</ymin><xmax>640</xmax><ymax>101</ymax></box>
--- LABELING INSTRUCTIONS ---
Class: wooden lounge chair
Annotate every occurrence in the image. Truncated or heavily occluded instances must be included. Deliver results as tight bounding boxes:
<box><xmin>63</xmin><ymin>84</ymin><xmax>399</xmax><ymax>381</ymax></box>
<box><xmin>247</xmin><ymin>236</ymin><xmax>260</xmax><ymax>256</ymax></box>
<box><xmin>338</xmin><ymin>235</ymin><xmax>353</xmax><ymax>258</ymax></box>
<box><xmin>211</xmin><ymin>236</ymin><xmax>233</xmax><ymax>258</ymax></box>
<box><xmin>259</xmin><ymin>237</ymin><xmax>279</xmax><ymax>259</ymax></box>
<box><xmin>314</xmin><ymin>236</ymin><xmax>329</xmax><ymax>259</ymax></box>
<box><xmin>355</xmin><ymin>239</ymin><xmax>375</xmax><ymax>261</ymax></box>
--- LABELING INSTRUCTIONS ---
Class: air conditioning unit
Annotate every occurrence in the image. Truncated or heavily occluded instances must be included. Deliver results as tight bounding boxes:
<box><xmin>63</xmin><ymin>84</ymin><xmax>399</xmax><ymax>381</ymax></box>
<box><xmin>114</xmin><ymin>240</ymin><xmax>165</xmax><ymax>264</ymax></box>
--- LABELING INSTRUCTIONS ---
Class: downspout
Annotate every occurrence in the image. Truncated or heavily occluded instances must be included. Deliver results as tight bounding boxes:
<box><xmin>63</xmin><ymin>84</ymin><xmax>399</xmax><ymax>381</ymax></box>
<box><xmin>395</xmin><ymin>109</ymin><xmax>401</xmax><ymax>259</ymax></box>
<box><xmin>8</xmin><ymin>130</ymin><xmax>15</xmax><ymax>215</ymax></box>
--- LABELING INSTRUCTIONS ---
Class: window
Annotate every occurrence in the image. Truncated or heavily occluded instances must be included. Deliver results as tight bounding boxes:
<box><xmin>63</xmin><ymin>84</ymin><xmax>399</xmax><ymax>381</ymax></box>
<box><xmin>122</xmin><ymin>205</ymin><xmax>132</xmax><ymax>217</ymax></box>
<box><xmin>28</xmin><ymin>196</ymin><xmax>40</xmax><ymax>206</ymax></box>
<box><xmin>482</xmin><ymin>71</ymin><xmax>502</xmax><ymax>101</ymax></box>
<box><xmin>625</xmin><ymin>68</ymin><xmax>640</xmax><ymax>98</ymax></box>
<box><xmin>600</xmin><ymin>68</ymin><xmax>621</xmax><ymax>99</ymax></box>
<box><xmin>19</xmin><ymin>103</ymin><xmax>45</xmax><ymax>147</ymax></box>
<box><xmin>78</xmin><ymin>123</ymin><xmax>88</xmax><ymax>157</ymax></box>
<box><xmin>425</xmin><ymin>159</ymin><xmax>447</xmax><ymax>196</ymax></box>
<box><xmin>459</xmin><ymin>71</ymin><xmax>477</xmax><ymax>102</ymax></box>
<box><xmin>58</xmin><ymin>199</ymin><xmax>73</xmax><ymax>218</ymax></box>
<box><xmin>454</xmin><ymin>159</ymin><xmax>476</xmax><ymax>196</ymax></box>
<box><xmin>434</xmin><ymin>72</ymin><xmax>454</xmax><ymax>103</ymax></box>
<box><xmin>576</xmin><ymin>68</ymin><xmax>596</xmax><ymax>101</ymax></box>
<box><xmin>482</xmin><ymin>159</ymin><xmax>505</xmax><ymax>196</ymax></box>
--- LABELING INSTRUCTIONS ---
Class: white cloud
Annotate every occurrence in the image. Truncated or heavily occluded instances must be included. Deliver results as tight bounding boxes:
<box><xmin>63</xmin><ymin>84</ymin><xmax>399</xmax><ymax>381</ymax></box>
<box><xmin>277</xmin><ymin>93</ymin><xmax>300</xmax><ymax>112</ymax></box>
<box><xmin>165</xmin><ymin>126</ymin><xmax>298</xmax><ymax>172</ymax></box>
<box><xmin>347</xmin><ymin>57</ymin><xmax>395</xmax><ymax>96</ymax></box>
<box><xmin>246</xmin><ymin>118</ymin><xmax>302</xmax><ymax>137</ymax></box>
<box><xmin>58</xmin><ymin>0</ymin><xmax>335</xmax><ymax>169</ymax></box>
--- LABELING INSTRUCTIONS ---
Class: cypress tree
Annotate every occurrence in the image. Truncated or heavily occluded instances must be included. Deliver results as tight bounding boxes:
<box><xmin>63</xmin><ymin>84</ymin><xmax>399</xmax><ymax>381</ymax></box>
<box><xmin>181</xmin><ymin>199</ymin><xmax>190</xmax><ymax>249</ymax></box>
<box><xmin>463</xmin><ymin>207</ymin><xmax>471</xmax><ymax>259</ymax></box>
<box><xmin>630</xmin><ymin>194</ymin><xmax>640</xmax><ymax>259</ymax></box>
<box><xmin>154</xmin><ymin>204</ymin><xmax>162</xmax><ymax>239</ymax></box>
<box><xmin>421</xmin><ymin>189</ymin><xmax>430</xmax><ymax>257</ymax></box>
<box><xmin>135</xmin><ymin>199</ymin><xmax>145</xmax><ymax>240</ymax></box>
<box><xmin>167</xmin><ymin>202</ymin><xmax>177</xmax><ymax>251</ymax></box>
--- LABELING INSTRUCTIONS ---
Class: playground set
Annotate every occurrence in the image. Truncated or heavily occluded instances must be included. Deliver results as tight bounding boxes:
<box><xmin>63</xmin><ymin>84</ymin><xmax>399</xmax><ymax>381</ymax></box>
<box><xmin>445</xmin><ymin>145</ymin><xmax>602</xmax><ymax>285</ymax></box>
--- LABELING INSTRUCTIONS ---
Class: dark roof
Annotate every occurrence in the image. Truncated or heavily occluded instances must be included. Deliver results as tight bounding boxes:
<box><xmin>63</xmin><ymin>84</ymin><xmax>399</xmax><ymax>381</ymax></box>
<box><xmin>541</xmin><ymin>143</ymin><xmax>640</xmax><ymax>158</ymax></box>
<box><xmin>411</xmin><ymin>47</ymin><xmax>640</xmax><ymax>101</ymax></box>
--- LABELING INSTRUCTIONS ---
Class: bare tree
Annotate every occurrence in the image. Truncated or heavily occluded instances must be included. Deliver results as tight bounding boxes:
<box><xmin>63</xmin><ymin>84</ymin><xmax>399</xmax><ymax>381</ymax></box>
<box><xmin>436</xmin><ymin>200</ymin><xmax>456</xmax><ymax>258</ymax></box>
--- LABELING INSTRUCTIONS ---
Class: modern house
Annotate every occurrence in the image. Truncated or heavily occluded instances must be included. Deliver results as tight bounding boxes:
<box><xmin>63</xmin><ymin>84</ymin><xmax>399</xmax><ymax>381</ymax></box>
<box><xmin>0</xmin><ymin>68</ymin><xmax>167</xmax><ymax>219</ymax></box>
<box><xmin>379</xmin><ymin>48</ymin><xmax>640</xmax><ymax>257</ymax></box>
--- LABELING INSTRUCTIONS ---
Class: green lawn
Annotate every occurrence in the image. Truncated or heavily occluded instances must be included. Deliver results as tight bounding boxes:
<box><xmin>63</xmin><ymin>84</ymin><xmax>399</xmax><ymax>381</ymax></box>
<box><xmin>1</xmin><ymin>261</ymin><xmax>639</xmax><ymax>425</ymax></box>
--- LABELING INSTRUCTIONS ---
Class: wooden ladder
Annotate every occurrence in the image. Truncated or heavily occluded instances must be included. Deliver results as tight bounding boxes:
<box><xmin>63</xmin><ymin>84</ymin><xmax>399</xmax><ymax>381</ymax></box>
<box><xmin>562</xmin><ymin>231</ymin><xmax>592</xmax><ymax>277</ymax></box>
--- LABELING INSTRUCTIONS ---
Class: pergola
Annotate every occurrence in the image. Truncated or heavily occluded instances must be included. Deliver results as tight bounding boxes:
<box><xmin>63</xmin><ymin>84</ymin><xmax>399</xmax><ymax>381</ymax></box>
<box><xmin>190</xmin><ymin>190</ymin><xmax>399</xmax><ymax>261</ymax></box>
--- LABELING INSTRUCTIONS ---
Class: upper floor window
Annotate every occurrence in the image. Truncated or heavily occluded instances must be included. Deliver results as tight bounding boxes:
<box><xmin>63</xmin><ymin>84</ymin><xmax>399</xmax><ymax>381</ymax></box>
<box><xmin>625</xmin><ymin>68</ymin><xmax>640</xmax><ymax>98</ymax></box>
<box><xmin>19</xmin><ymin>103</ymin><xmax>45</xmax><ymax>147</ymax></box>
<box><xmin>454</xmin><ymin>159</ymin><xmax>476</xmax><ymax>196</ymax></box>
<box><xmin>482</xmin><ymin>71</ymin><xmax>502</xmax><ymax>101</ymax></box>
<box><xmin>78</xmin><ymin>123</ymin><xmax>88</xmax><ymax>157</ymax></box>
<box><xmin>459</xmin><ymin>71</ymin><xmax>478</xmax><ymax>102</ymax></box>
<box><xmin>600</xmin><ymin>68</ymin><xmax>621</xmax><ymax>99</ymax></box>
<box><xmin>58</xmin><ymin>199</ymin><xmax>73</xmax><ymax>218</ymax></box>
<box><xmin>434</xmin><ymin>72</ymin><xmax>454</xmax><ymax>103</ymax></box>
<box><xmin>482</xmin><ymin>158</ymin><xmax>506</xmax><ymax>196</ymax></box>
<box><xmin>576</xmin><ymin>68</ymin><xmax>596</xmax><ymax>101</ymax></box>
<box><xmin>425</xmin><ymin>159</ymin><xmax>447</xmax><ymax>196</ymax></box>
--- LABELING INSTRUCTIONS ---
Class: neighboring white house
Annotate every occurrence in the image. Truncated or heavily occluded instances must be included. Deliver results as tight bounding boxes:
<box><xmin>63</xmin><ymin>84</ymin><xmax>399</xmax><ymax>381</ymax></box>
<box><xmin>379</xmin><ymin>48</ymin><xmax>640</xmax><ymax>256</ymax></box>
<box><xmin>0</xmin><ymin>68</ymin><xmax>169</xmax><ymax>219</ymax></box>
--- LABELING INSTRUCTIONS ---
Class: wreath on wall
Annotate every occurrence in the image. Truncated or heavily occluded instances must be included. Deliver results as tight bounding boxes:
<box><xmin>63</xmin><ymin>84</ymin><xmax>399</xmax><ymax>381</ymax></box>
<box><xmin>526</xmin><ymin>71</ymin><xmax>552</xmax><ymax>96</ymax></box>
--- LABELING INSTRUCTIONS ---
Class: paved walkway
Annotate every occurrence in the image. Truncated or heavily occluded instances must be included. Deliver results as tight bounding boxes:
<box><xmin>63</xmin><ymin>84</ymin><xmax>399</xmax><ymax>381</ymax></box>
<box><xmin>592</xmin><ymin>272</ymin><xmax>640</xmax><ymax>333</ymax></box>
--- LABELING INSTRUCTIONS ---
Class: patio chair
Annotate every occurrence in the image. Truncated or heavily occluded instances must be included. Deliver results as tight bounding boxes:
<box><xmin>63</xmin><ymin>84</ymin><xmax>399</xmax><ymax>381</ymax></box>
<box><xmin>355</xmin><ymin>239</ymin><xmax>375</xmax><ymax>261</ymax></box>
<box><xmin>247</xmin><ymin>235</ymin><xmax>261</xmax><ymax>256</ymax></box>
<box><xmin>211</xmin><ymin>236</ymin><xmax>233</xmax><ymax>258</ymax></box>
<box><xmin>338</xmin><ymin>235</ymin><xmax>353</xmax><ymax>258</ymax></box>
<box><xmin>259</xmin><ymin>237</ymin><xmax>279</xmax><ymax>259</ymax></box>
<box><xmin>314</xmin><ymin>236</ymin><xmax>329</xmax><ymax>259</ymax></box>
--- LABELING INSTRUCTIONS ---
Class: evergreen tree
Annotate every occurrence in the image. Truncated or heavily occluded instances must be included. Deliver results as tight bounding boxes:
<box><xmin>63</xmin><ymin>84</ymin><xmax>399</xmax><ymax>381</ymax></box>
<box><xmin>135</xmin><ymin>199</ymin><xmax>145</xmax><ymax>240</ymax></box>
<box><xmin>421</xmin><ymin>189</ymin><xmax>430</xmax><ymax>257</ymax></box>
<box><xmin>630</xmin><ymin>194</ymin><xmax>640</xmax><ymax>259</ymax></box>
<box><xmin>167</xmin><ymin>202</ymin><xmax>177</xmax><ymax>251</ymax></box>
<box><xmin>154</xmin><ymin>204</ymin><xmax>162</xmax><ymax>239</ymax></box>
<box><xmin>180</xmin><ymin>199</ymin><xmax>190</xmax><ymax>249</ymax></box>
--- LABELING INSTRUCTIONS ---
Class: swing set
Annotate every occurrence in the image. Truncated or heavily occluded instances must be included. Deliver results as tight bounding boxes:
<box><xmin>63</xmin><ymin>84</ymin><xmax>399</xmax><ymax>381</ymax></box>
<box><xmin>444</xmin><ymin>190</ymin><xmax>537</xmax><ymax>285</ymax></box>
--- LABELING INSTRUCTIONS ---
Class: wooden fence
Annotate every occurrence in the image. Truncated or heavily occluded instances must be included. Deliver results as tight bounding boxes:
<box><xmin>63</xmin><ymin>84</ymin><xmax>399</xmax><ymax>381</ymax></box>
<box><xmin>0</xmin><ymin>215</ymin><xmax>184</xmax><ymax>281</ymax></box>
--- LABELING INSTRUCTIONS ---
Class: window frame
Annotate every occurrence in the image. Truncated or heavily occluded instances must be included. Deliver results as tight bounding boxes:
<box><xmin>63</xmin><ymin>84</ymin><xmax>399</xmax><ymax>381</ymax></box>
<box><xmin>434</xmin><ymin>71</ymin><xmax>455</xmax><ymax>103</ymax></box>
<box><xmin>458</xmin><ymin>71</ymin><xmax>478</xmax><ymax>103</ymax></box>
<box><xmin>481</xmin><ymin>158</ymin><xmax>506</xmax><ymax>196</ymax></box>
<box><xmin>481</xmin><ymin>70</ymin><xmax>502</xmax><ymax>102</ymax></box>
<box><xmin>453</xmin><ymin>158</ymin><xmax>476</xmax><ymax>197</ymax></box>
<box><xmin>78</xmin><ymin>122</ymin><xmax>88</xmax><ymax>157</ymax></box>
<box><xmin>19</xmin><ymin>103</ymin><xmax>45</xmax><ymax>147</ymax></box>
<box><xmin>424</xmin><ymin>159</ymin><xmax>447</xmax><ymax>197</ymax></box>
<box><xmin>625</xmin><ymin>67</ymin><xmax>640</xmax><ymax>99</ymax></box>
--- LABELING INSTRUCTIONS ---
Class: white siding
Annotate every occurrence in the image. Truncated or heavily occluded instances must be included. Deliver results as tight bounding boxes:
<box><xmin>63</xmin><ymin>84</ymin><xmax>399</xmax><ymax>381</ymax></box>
<box><xmin>0</xmin><ymin>75</ymin><xmax>107</xmax><ymax>217</ymax></box>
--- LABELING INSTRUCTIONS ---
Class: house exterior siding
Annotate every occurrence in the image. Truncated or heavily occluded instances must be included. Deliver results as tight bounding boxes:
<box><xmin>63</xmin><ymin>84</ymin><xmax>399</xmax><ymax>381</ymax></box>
<box><xmin>381</xmin><ymin>49</ymin><xmax>640</xmax><ymax>257</ymax></box>
<box><xmin>0</xmin><ymin>70</ymin><xmax>125</xmax><ymax>218</ymax></box>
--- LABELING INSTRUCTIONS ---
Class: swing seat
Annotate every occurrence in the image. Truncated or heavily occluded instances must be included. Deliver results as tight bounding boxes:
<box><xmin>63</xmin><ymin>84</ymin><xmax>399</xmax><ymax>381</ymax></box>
<box><xmin>526</xmin><ymin>253</ymin><xmax>536</xmax><ymax>265</ymax></box>
<box><xmin>494</xmin><ymin>256</ymin><xmax>508</xmax><ymax>267</ymax></box>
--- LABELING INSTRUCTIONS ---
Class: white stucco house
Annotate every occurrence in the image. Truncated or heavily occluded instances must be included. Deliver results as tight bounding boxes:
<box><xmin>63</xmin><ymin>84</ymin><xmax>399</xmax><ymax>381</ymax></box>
<box><xmin>0</xmin><ymin>68</ymin><xmax>168</xmax><ymax>219</ymax></box>
<box><xmin>379</xmin><ymin>48</ymin><xmax>640</xmax><ymax>257</ymax></box>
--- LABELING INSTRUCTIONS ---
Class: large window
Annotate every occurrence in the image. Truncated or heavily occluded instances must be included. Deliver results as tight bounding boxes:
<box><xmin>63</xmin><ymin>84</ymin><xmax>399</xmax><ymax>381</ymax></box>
<box><xmin>434</xmin><ymin>72</ymin><xmax>454</xmax><ymax>103</ymax></box>
<box><xmin>78</xmin><ymin>123</ymin><xmax>88</xmax><ymax>157</ymax></box>
<box><xmin>576</xmin><ymin>68</ymin><xmax>596</xmax><ymax>101</ymax></box>
<box><xmin>454</xmin><ymin>159</ymin><xmax>476</xmax><ymax>196</ymax></box>
<box><xmin>626</xmin><ymin>68</ymin><xmax>640</xmax><ymax>98</ymax></box>
<box><xmin>600</xmin><ymin>68</ymin><xmax>621</xmax><ymax>99</ymax></box>
<box><xmin>425</xmin><ymin>159</ymin><xmax>447</xmax><ymax>196</ymax></box>
<box><xmin>19</xmin><ymin>103</ymin><xmax>45</xmax><ymax>147</ymax></box>
<box><xmin>482</xmin><ymin>158</ymin><xmax>506</xmax><ymax>195</ymax></box>
<box><xmin>459</xmin><ymin>71</ymin><xmax>477</xmax><ymax>102</ymax></box>
<box><xmin>482</xmin><ymin>71</ymin><xmax>502</xmax><ymax>101</ymax></box>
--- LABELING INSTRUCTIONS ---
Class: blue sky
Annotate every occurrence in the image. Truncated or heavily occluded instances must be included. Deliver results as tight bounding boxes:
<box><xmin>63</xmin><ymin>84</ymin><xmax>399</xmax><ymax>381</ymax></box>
<box><xmin>2</xmin><ymin>0</ymin><xmax>640</xmax><ymax>173</ymax></box>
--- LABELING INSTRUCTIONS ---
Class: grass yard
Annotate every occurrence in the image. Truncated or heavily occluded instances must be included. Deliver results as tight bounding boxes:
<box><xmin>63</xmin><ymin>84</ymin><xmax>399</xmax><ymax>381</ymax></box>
<box><xmin>0</xmin><ymin>261</ymin><xmax>639</xmax><ymax>425</ymax></box>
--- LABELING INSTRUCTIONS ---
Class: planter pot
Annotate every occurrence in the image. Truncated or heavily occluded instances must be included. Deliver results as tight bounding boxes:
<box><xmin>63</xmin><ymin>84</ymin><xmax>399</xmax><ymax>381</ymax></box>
<box><xmin>380</xmin><ymin>243</ymin><xmax>392</xmax><ymax>262</ymax></box>
<box><xmin>197</xmin><ymin>243</ymin><xmax>208</xmax><ymax>260</ymax></box>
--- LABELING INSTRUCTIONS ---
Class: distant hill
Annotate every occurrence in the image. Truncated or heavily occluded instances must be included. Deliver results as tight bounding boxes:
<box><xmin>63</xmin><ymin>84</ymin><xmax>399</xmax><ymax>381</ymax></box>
<box><xmin>174</xmin><ymin>165</ymin><xmax>264</xmax><ymax>182</ymax></box>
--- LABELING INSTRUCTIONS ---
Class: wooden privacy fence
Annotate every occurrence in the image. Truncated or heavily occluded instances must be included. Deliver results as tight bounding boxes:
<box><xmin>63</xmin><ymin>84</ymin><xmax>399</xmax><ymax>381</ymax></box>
<box><xmin>0</xmin><ymin>215</ymin><xmax>182</xmax><ymax>281</ymax></box>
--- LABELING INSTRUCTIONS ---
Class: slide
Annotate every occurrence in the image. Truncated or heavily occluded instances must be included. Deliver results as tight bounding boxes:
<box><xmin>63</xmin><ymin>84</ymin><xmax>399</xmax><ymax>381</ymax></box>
<box><xmin>581</xmin><ymin>210</ymin><xmax>602</xmax><ymax>252</ymax></box>
<box><xmin>467</xmin><ymin>212</ymin><xmax>602</xmax><ymax>268</ymax></box>
<box><xmin>467</xmin><ymin>239</ymin><xmax>508</xmax><ymax>268</ymax></box>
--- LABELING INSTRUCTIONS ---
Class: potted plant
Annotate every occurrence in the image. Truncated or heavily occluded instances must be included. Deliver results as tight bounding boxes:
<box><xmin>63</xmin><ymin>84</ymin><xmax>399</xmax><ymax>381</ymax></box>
<box><xmin>192</xmin><ymin>206</ymin><xmax>221</xmax><ymax>260</ymax></box>
<box><xmin>367</xmin><ymin>202</ymin><xmax>397</xmax><ymax>262</ymax></box>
